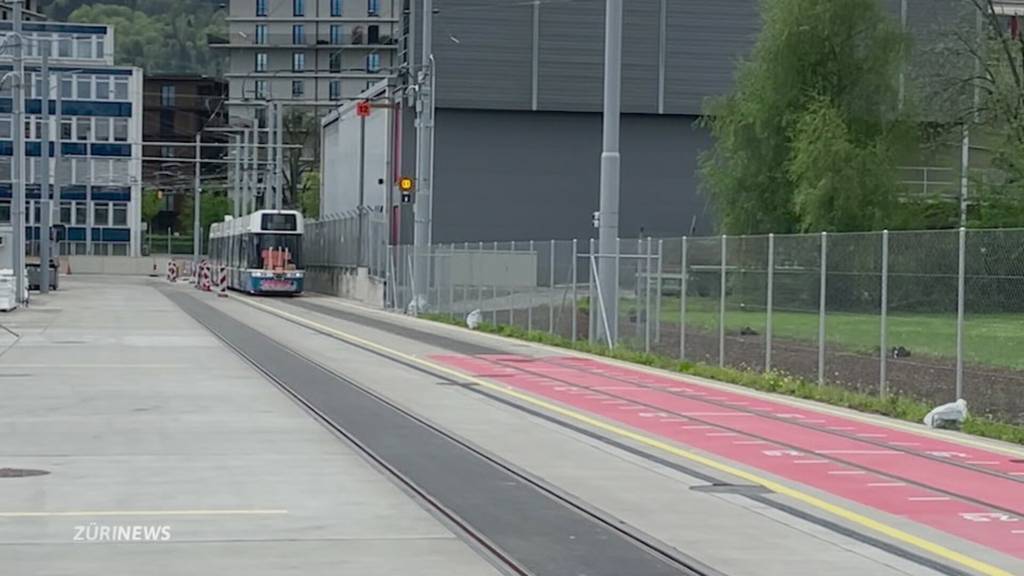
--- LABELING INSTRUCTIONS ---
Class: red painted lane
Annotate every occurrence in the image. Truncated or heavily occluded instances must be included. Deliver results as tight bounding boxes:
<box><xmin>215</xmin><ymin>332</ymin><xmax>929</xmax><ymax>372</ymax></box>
<box><xmin>499</xmin><ymin>356</ymin><xmax>1024</xmax><ymax>513</ymax></box>
<box><xmin>549</xmin><ymin>356</ymin><xmax>1024</xmax><ymax>480</ymax></box>
<box><xmin>432</xmin><ymin>354</ymin><xmax>1024</xmax><ymax>559</ymax></box>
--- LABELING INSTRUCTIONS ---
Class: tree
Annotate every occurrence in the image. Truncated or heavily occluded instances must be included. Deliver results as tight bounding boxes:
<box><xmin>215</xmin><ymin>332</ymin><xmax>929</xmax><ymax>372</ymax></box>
<box><xmin>141</xmin><ymin>189</ymin><xmax>163</xmax><ymax>224</ymax></box>
<box><xmin>700</xmin><ymin>0</ymin><xmax>911</xmax><ymax>234</ymax></box>
<box><xmin>179</xmin><ymin>189</ymin><xmax>232</xmax><ymax>244</ymax></box>
<box><xmin>282</xmin><ymin>110</ymin><xmax>320</xmax><ymax>209</ymax></box>
<box><xmin>299</xmin><ymin>171</ymin><xmax>321</xmax><ymax>219</ymax></box>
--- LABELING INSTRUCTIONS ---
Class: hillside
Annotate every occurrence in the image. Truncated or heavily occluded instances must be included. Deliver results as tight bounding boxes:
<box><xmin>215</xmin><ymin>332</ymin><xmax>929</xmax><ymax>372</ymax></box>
<box><xmin>40</xmin><ymin>0</ymin><xmax>227</xmax><ymax>76</ymax></box>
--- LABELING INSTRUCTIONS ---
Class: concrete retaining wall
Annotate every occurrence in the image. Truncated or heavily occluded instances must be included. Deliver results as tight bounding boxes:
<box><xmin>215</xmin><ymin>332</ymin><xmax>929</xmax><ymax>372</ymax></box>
<box><xmin>65</xmin><ymin>256</ymin><xmax>165</xmax><ymax>276</ymax></box>
<box><xmin>305</xmin><ymin>265</ymin><xmax>384</xmax><ymax>307</ymax></box>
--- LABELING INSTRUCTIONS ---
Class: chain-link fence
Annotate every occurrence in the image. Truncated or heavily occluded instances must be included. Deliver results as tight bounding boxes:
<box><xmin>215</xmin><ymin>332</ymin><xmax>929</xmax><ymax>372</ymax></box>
<box><xmin>379</xmin><ymin>228</ymin><xmax>1024</xmax><ymax>424</ymax></box>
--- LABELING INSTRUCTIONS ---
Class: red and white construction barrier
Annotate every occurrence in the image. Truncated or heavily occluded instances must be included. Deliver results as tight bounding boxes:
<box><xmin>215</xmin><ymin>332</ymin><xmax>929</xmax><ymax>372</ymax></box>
<box><xmin>166</xmin><ymin>260</ymin><xmax>178</xmax><ymax>282</ymax></box>
<box><xmin>217</xmin><ymin>266</ymin><xmax>228</xmax><ymax>297</ymax></box>
<box><xmin>198</xmin><ymin>260</ymin><xmax>212</xmax><ymax>292</ymax></box>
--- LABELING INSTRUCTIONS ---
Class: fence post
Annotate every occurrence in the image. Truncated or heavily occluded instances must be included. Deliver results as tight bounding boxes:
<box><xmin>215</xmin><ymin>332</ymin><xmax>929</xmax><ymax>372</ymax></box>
<box><xmin>589</xmin><ymin>237</ymin><xmax>596</xmax><ymax>344</ymax></box>
<box><xmin>528</xmin><ymin>240</ymin><xmax>534</xmax><ymax>332</ymax></box>
<box><xmin>680</xmin><ymin>236</ymin><xmax>687</xmax><ymax>360</ymax></box>
<box><xmin>880</xmin><ymin>230</ymin><xmax>889</xmax><ymax>398</ymax></box>
<box><xmin>478</xmin><ymin>241</ymin><xmax>484</xmax><ymax>318</ymax></box>
<box><xmin>509</xmin><ymin>241</ymin><xmax>517</xmax><ymax>327</ymax></box>
<box><xmin>549</xmin><ymin>239</ymin><xmax>556</xmax><ymax>334</ymax></box>
<box><xmin>656</xmin><ymin>238</ymin><xmax>663</xmax><ymax>345</ymax></box>
<box><xmin>719</xmin><ymin>234</ymin><xmax>727</xmax><ymax>367</ymax></box>
<box><xmin>614</xmin><ymin>237</ymin><xmax>621</xmax><ymax>347</ymax></box>
<box><xmin>956</xmin><ymin>226</ymin><xmax>966</xmax><ymax>400</ymax></box>
<box><xmin>637</xmin><ymin>237</ymin><xmax>644</xmax><ymax>343</ymax></box>
<box><xmin>818</xmin><ymin>231</ymin><xmax>828</xmax><ymax>386</ymax></box>
<box><xmin>448</xmin><ymin>244</ymin><xmax>455</xmax><ymax>319</ymax></box>
<box><xmin>645</xmin><ymin>237</ymin><xmax>652</xmax><ymax>354</ymax></box>
<box><xmin>571</xmin><ymin>238</ymin><xmax>578</xmax><ymax>342</ymax></box>
<box><xmin>493</xmin><ymin>241</ymin><xmax>500</xmax><ymax>325</ymax></box>
<box><xmin>766</xmin><ymin>233</ymin><xmax>775</xmax><ymax>372</ymax></box>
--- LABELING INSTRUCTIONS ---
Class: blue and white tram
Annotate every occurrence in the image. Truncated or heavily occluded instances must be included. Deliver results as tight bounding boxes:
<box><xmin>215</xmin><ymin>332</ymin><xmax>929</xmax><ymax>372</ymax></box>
<box><xmin>209</xmin><ymin>210</ymin><xmax>305</xmax><ymax>295</ymax></box>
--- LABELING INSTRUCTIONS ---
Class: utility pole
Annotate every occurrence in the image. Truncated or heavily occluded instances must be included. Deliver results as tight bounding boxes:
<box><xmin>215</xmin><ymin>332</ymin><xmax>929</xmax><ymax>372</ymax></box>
<box><xmin>55</xmin><ymin>70</ymin><xmax>63</xmax><ymax>242</ymax></box>
<box><xmin>412</xmin><ymin>0</ymin><xmax>434</xmax><ymax>305</ymax></box>
<box><xmin>274</xmin><ymin>101</ymin><xmax>284</xmax><ymax>210</ymax></box>
<box><xmin>193</xmin><ymin>131</ymin><xmax>201</xmax><ymax>266</ymax></box>
<box><xmin>597</xmin><ymin>0</ymin><xmax>623</xmax><ymax>345</ymax></box>
<box><xmin>11</xmin><ymin>0</ymin><xmax>25</xmax><ymax>303</ymax></box>
<box><xmin>232</xmin><ymin>133</ymin><xmax>241</xmax><ymax>216</ymax></box>
<box><xmin>39</xmin><ymin>39</ymin><xmax>51</xmax><ymax>294</ymax></box>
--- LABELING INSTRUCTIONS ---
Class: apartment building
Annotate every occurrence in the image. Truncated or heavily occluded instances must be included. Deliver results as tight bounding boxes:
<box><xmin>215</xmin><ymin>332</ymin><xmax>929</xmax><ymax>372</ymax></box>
<box><xmin>215</xmin><ymin>0</ymin><xmax>399</xmax><ymax>122</ymax></box>
<box><xmin>0</xmin><ymin>21</ymin><xmax>143</xmax><ymax>257</ymax></box>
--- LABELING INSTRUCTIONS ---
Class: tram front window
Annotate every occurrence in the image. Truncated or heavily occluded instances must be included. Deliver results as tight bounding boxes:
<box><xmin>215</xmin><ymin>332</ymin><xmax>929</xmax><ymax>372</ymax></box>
<box><xmin>249</xmin><ymin>234</ymin><xmax>302</xmax><ymax>270</ymax></box>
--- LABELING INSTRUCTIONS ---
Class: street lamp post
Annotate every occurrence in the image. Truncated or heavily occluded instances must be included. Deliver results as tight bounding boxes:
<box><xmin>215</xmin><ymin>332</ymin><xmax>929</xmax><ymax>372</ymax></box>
<box><xmin>597</xmin><ymin>0</ymin><xmax>623</xmax><ymax>345</ymax></box>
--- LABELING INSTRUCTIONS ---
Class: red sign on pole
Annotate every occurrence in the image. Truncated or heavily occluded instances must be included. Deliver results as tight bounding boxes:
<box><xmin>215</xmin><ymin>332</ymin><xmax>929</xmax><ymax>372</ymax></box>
<box><xmin>356</xmin><ymin>100</ymin><xmax>371</xmax><ymax>117</ymax></box>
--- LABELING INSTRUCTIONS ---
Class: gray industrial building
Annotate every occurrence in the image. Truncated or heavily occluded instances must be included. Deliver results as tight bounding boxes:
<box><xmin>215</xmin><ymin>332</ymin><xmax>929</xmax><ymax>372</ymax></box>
<box><xmin>313</xmin><ymin>0</ymin><xmax>971</xmax><ymax>244</ymax></box>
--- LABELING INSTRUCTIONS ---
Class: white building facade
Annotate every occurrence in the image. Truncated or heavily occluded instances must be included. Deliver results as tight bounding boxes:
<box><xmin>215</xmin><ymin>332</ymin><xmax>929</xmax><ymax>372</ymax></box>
<box><xmin>0</xmin><ymin>21</ymin><xmax>143</xmax><ymax>257</ymax></box>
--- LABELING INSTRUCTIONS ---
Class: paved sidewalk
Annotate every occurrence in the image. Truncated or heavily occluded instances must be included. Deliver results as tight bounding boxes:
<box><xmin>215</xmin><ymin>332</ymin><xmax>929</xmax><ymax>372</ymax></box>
<box><xmin>0</xmin><ymin>277</ymin><xmax>501</xmax><ymax>575</ymax></box>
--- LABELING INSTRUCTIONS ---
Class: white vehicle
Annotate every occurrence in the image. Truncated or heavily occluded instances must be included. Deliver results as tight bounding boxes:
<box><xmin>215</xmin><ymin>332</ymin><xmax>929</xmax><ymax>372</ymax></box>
<box><xmin>208</xmin><ymin>210</ymin><xmax>305</xmax><ymax>295</ymax></box>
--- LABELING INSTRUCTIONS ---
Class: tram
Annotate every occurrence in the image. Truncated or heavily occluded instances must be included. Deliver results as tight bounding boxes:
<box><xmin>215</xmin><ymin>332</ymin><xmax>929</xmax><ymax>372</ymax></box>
<box><xmin>208</xmin><ymin>210</ymin><xmax>305</xmax><ymax>295</ymax></box>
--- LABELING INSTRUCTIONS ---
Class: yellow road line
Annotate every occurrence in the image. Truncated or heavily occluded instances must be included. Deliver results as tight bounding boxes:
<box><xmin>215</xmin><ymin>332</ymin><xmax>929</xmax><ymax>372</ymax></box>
<box><xmin>241</xmin><ymin>297</ymin><xmax>1014</xmax><ymax>576</ymax></box>
<box><xmin>0</xmin><ymin>509</ymin><xmax>289</xmax><ymax>518</ymax></box>
<box><xmin>319</xmin><ymin>297</ymin><xmax>1024</xmax><ymax>460</ymax></box>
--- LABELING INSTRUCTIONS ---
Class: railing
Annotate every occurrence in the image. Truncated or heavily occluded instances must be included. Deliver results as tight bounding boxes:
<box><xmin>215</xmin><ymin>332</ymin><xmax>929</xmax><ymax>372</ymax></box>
<box><xmin>384</xmin><ymin>229</ymin><xmax>1024</xmax><ymax>425</ymax></box>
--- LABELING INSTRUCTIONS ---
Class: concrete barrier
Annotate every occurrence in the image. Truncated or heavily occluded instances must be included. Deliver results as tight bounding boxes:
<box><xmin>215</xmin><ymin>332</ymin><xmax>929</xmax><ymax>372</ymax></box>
<box><xmin>304</xmin><ymin>265</ymin><xmax>385</xmax><ymax>307</ymax></box>
<box><xmin>66</xmin><ymin>256</ymin><xmax>166</xmax><ymax>276</ymax></box>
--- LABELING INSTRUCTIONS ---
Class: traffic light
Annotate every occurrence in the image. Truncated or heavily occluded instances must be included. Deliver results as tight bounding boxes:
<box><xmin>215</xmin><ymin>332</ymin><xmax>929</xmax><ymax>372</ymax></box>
<box><xmin>399</xmin><ymin>176</ymin><xmax>414</xmax><ymax>204</ymax></box>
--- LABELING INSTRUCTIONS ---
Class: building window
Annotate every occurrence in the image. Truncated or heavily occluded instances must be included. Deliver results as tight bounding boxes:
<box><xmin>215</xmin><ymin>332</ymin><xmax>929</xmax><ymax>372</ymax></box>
<box><xmin>255</xmin><ymin>24</ymin><xmax>267</xmax><ymax>45</ymax></box>
<box><xmin>60</xmin><ymin>76</ymin><xmax>72</xmax><ymax>99</ymax></box>
<box><xmin>75</xmin><ymin>117</ymin><xmax>90</xmax><ymax>141</ymax></box>
<box><xmin>59</xmin><ymin>201</ymin><xmax>71</xmax><ymax>225</ymax></box>
<box><xmin>57</xmin><ymin>34</ymin><xmax>71</xmax><ymax>57</ymax></box>
<box><xmin>292</xmin><ymin>80</ymin><xmax>305</xmax><ymax>97</ymax></box>
<box><xmin>255</xmin><ymin>52</ymin><xmax>267</xmax><ymax>72</ymax></box>
<box><xmin>76</xmin><ymin>75</ymin><xmax>91</xmax><ymax>99</ymax></box>
<box><xmin>331</xmin><ymin>0</ymin><xmax>342</xmax><ymax>16</ymax></box>
<box><xmin>367</xmin><ymin>0</ymin><xmax>379</xmax><ymax>16</ymax></box>
<box><xmin>255</xmin><ymin>80</ymin><xmax>268</xmax><ymax>99</ymax></box>
<box><xmin>112</xmin><ymin>203</ymin><xmax>128</xmax><ymax>226</ymax></box>
<box><xmin>95</xmin><ymin>117</ymin><xmax>111</xmax><ymax>142</ymax></box>
<box><xmin>60</xmin><ymin>118</ymin><xmax>72</xmax><ymax>140</ymax></box>
<box><xmin>113</xmin><ymin>118</ymin><xmax>128</xmax><ymax>142</ymax></box>
<box><xmin>329</xmin><ymin>52</ymin><xmax>341</xmax><ymax>73</ymax></box>
<box><xmin>75</xmin><ymin>36</ymin><xmax>91</xmax><ymax>58</ymax></box>
<box><xmin>366</xmin><ymin>52</ymin><xmax>381</xmax><ymax>73</ymax></box>
<box><xmin>292</xmin><ymin>52</ymin><xmax>305</xmax><ymax>72</ymax></box>
<box><xmin>74</xmin><ymin>202</ymin><xmax>86</xmax><ymax>225</ymax></box>
<box><xmin>293</xmin><ymin>0</ymin><xmax>304</xmax><ymax>16</ymax></box>
<box><xmin>329</xmin><ymin>79</ymin><xmax>341</xmax><ymax>101</ymax></box>
<box><xmin>292</xmin><ymin>24</ymin><xmax>305</xmax><ymax>45</ymax></box>
<box><xmin>96</xmin><ymin>76</ymin><xmax>110</xmax><ymax>100</ymax></box>
<box><xmin>330</xmin><ymin>24</ymin><xmax>343</xmax><ymax>45</ymax></box>
<box><xmin>256</xmin><ymin>0</ymin><xmax>267</xmax><ymax>16</ymax></box>
<box><xmin>93</xmin><ymin>203</ymin><xmax>110</xmax><ymax>227</ymax></box>
<box><xmin>96</xmin><ymin>37</ymin><xmax>105</xmax><ymax>59</ymax></box>
<box><xmin>0</xmin><ymin>116</ymin><xmax>10</xmax><ymax>139</ymax></box>
<box><xmin>161</xmin><ymin>85</ymin><xmax>175</xmax><ymax>107</ymax></box>
<box><xmin>160</xmin><ymin>109</ymin><xmax>174</xmax><ymax>135</ymax></box>
<box><xmin>114</xmin><ymin>77</ymin><xmax>129</xmax><ymax>100</ymax></box>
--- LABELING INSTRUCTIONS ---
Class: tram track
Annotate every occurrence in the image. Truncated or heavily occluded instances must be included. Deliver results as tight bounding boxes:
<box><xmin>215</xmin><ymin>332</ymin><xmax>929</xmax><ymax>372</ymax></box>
<box><xmin>164</xmin><ymin>288</ymin><xmax>722</xmax><ymax>576</ymax></box>
<box><xmin>473</xmin><ymin>354</ymin><xmax>1024</xmax><ymax>519</ymax></box>
<box><xmin>231</xmin><ymin>293</ymin><xmax>987</xmax><ymax>576</ymax></box>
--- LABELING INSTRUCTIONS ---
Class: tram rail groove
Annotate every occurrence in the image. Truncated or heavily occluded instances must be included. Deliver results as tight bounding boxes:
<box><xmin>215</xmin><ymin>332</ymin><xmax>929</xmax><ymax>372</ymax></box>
<box><xmin>237</xmin><ymin>294</ymin><xmax>986</xmax><ymax>576</ymax></box>
<box><xmin>166</xmin><ymin>289</ymin><xmax>720</xmax><ymax>576</ymax></box>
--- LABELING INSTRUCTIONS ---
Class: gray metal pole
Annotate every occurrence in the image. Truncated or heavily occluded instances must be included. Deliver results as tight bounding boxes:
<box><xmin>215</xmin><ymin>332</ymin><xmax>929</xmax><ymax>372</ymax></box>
<box><xmin>193</xmin><ymin>132</ymin><xmax>201</xmax><ymax>264</ymax></box>
<box><xmin>589</xmin><ymin>237</ymin><xmax>596</xmax><ymax>344</ymax></box>
<box><xmin>275</xmin><ymin>101</ymin><xmax>284</xmax><ymax>210</ymax></box>
<box><xmin>232</xmin><ymin>134</ymin><xmax>241</xmax><ymax>216</ymax></box>
<box><xmin>680</xmin><ymin>236</ymin><xmax>687</xmax><ymax>360</ymax></box>
<box><xmin>492</xmin><ymin>240</ymin><xmax>498</xmax><ymax>325</ymax></box>
<box><xmin>719</xmin><ymin>234</ymin><xmax>727</xmax><ymax>367</ymax></box>
<box><xmin>571</xmin><ymin>238</ymin><xmax>578</xmax><ymax>342</ymax></box>
<box><xmin>818</xmin><ymin>231</ymin><xmax>828</xmax><ymax>385</ymax></box>
<box><xmin>11</xmin><ymin>0</ymin><xmax>25</xmax><ymax>302</ymax></box>
<box><xmin>412</xmin><ymin>0</ymin><xmax>435</xmax><ymax>304</ymax></box>
<box><xmin>39</xmin><ymin>41</ymin><xmax>51</xmax><ymax>294</ymax></box>
<box><xmin>357</xmin><ymin>113</ymin><xmax>367</xmax><ymax>266</ymax></box>
<box><xmin>655</xmin><ymin>238</ymin><xmax>663</xmax><ymax>344</ymax></box>
<box><xmin>879</xmin><ymin>230</ymin><xmax>889</xmax><ymax>397</ymax></box>
<box><xmin>509</xmin><ymin>241</ymin><xmax>516</xmax><ymax>327</ymax></box>
<box><xmin>596</xmin><ymin>0</ymin><xmax>623</xmax><ymax>346</ymax></box>
<box><xmin>644</xmin><ymin>237</ymin><xmax>652</xmax><ymax>354</ymax></box>
<box><xmin>528</xmin><ymin>240</ymin><xmax>534</xmax><ymax>332</ymax></box>
<box><xmin>54</xmin><ymin>71</ymin><xmax>62</xmax><ymax>260</ymax></box>
<box><xmin>549</xmin><ymin>238</ymin><xmax>556</xmax><ymax>334</ymax></box>
<box><xmin>955</xmin><ymin>226</ymin><xmax>966</xmax><ymax>399</ymax></box>
<box><xmin>766</xmin><ymin>233</ymin><xmax>775</xmax><ymax>372</ymax></box>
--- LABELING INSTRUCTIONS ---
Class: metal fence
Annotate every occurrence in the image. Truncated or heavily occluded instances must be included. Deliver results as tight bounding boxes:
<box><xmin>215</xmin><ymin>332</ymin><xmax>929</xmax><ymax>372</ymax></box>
<box><xmin>304</xmin><ymin>209</ymin><xmax>388</xmax><ymax>278</ymax></box>
<box><xmin>385</xmin><ymin>229</ymin><xmax>1024</xmax><ymax>424</ymax></box>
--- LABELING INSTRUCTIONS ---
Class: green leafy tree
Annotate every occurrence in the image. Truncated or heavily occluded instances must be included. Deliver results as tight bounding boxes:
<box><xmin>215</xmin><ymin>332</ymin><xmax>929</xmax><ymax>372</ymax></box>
<box><xmin>282</xmin><ymin>110</ymin><xmax>320</xmax><ymax>208</ymax></box>
<box><xmin>299</xmin><ymin>171</ymin><xmax>321</xmax><ymax>219</ymax></box>
<box><xmin>700</xmin><ymin>0</ymin><xmax>911</xmax><ymax>234</ymax></box>
<box><xmin>179</xmin><ymin>189</ymin><xmax>232</xmax><ymax>245</ymax></box>
<box><xmin>141</xmin><ymin>189</ymin><xmax>163</xmax><ymax>224</ymax></box>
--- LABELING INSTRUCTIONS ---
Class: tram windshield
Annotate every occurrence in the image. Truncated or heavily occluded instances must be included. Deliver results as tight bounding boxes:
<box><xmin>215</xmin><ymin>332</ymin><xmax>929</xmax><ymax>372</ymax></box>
<box><xmin>249</xmin><ymin>233</ymin><xmax>302</xmax><ymax>270</ymax></box>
